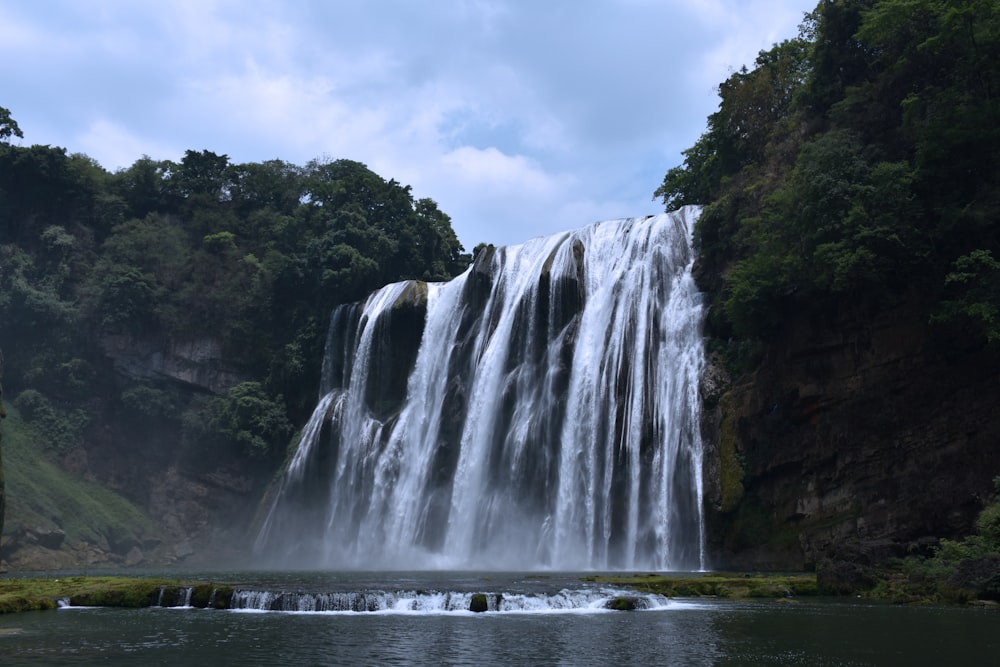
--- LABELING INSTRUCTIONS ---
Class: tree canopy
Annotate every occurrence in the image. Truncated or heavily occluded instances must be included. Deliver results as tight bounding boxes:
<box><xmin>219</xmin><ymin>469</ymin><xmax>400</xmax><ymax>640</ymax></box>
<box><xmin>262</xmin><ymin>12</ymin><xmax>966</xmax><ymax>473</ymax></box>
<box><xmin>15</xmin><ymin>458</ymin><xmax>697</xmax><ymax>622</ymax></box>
<box><xmin>0</xmin><ymin>121</ymin><xmax>471</xmax><ymax>465</ymax></box>
<box><xmin>657</xmin><ymin>0</ymin><xmax>1000</xmax><ymax>348</ymax></box>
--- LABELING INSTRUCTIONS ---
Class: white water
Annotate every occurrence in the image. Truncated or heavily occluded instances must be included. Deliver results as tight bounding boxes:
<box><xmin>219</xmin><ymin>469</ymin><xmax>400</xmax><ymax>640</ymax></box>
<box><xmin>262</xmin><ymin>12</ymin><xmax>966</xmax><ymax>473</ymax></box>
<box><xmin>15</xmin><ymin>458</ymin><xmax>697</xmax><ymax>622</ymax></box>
<box><xmin>256</xmin><ymin>207</ymin><xmax>705</xmax><ymax>570</ymax></box>
<box><xmin>226</xmin><ymin>588</ymin><xmax>703</xmax><ymax>615</ymax></box>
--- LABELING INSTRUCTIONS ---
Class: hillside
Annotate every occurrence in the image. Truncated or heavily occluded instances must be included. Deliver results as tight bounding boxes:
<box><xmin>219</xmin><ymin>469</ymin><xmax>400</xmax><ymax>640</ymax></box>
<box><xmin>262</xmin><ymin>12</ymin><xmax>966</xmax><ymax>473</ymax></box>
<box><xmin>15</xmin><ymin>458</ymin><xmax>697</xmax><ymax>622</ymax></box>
<box><xmin>0</xmin><ymin>124</ymin><xmax>470</xmax><ymax>568</ymax></box>
<box><xmin>662</xmin><ymin>0</ymin><xmax>1000</xmax><ymax>587</ymax></box>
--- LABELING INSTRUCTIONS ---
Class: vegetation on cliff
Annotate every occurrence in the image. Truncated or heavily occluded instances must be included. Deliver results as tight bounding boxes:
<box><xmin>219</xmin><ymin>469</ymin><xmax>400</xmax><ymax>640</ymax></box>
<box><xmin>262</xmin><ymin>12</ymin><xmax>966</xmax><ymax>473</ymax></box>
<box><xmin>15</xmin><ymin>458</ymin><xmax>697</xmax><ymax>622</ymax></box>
<box><xmin>865</xmin><ymin>477</ymin><xmax>1000</xmax><ymax>603</ymax></box>
<box><xmin>658</xmin><ymin>0</ymin><xmax>999</xmax><ymax>354</ymax></box>
<box><xmin>659</xmin><ymin>0</ymin><xmax>1000</xmax><ymax>572</ymax></box>
<box><xmin>0</xmin><ymin>127</ymin><xmax>469</xmax><ymax>447</ymax></box>
<box><xmin>0</xmin><ymin>103</ymin><xmax>471</xmax><ymax>565</ymax></box>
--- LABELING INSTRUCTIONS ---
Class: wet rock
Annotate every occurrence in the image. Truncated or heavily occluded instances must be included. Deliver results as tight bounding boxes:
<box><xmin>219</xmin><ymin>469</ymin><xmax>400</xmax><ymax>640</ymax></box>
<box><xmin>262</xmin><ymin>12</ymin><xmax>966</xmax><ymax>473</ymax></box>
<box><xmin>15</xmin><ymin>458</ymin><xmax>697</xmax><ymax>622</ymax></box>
<box><xmin>604</xmin><ymin>596</ymin><xmax>647</xmax><ymax>611</ymax></box>
<box><xmin>28</xmin><ymin>526</ymin><xmax>66</xmax><ymax>550</ymax></box>
<box><xmin>816</xmin><ymin>558</ymin><xmax>876</xmax><ymax>595</ymax></box>
<box><xmin>469</xmin><ymin>593</ymin><xmax>489</xmax><ymax>613</ymax></box>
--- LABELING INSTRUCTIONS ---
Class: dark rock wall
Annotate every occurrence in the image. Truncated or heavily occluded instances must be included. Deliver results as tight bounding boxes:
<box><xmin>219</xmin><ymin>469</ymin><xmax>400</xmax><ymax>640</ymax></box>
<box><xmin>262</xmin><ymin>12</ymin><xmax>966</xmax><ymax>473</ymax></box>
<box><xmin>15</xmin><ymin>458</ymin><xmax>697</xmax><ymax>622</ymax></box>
<box><xmin>703</xmin><ymin>297</ymin><xmax>1000</xmax><ymax>571</ymax></box>
<box><xmin>1</xmin><ymin>349</ymin><xmax>6</xmax><ymax>547</ymax></box>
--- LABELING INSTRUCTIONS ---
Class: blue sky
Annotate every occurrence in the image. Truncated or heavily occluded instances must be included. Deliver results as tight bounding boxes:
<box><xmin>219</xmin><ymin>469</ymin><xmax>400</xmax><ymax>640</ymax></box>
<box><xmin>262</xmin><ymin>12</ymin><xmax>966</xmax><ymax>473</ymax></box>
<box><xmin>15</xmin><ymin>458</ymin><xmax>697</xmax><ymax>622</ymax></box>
<box><xmin>1</xmin><ymin>0</ymin><xmax>816</xmax><ymax>249</ymax></box>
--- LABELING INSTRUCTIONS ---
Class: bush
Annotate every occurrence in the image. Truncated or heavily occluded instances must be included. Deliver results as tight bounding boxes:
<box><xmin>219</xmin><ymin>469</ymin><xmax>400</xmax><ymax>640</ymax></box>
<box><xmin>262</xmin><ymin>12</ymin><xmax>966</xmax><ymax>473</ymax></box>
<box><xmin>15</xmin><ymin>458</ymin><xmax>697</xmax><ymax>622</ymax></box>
<box><xmin>183</xmin><ymin>382</ymin><xmax>292</xmax><ymax>460</ymax></box>
<box><xmin>12</xmin><ymin>388</ymin><xmax>89</xmax><ymax>453</ymax></box>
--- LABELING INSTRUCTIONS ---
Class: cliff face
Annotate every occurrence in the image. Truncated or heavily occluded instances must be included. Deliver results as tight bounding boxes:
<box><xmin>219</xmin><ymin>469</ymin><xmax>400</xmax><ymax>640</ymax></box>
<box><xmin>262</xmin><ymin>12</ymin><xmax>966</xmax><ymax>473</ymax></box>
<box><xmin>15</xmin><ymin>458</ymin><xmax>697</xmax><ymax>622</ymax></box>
<box><xmin>703</xmin><ymin>297</ymin><xmax>1000</xmax><ymax>571</ymax></box>
<box><xmin>100</xmin><ymin>335</ymin><xmax>246</xmax><ymax>394</ymax></box>
<box><xmin>1</xmin><ymin>350</ymin><xmax>6</xmax><ymax>547</ymax></box>
<box><xmin>1</xmin><ymin>337</ymin><xmax>263</xmax><ymax>571</ymax></box>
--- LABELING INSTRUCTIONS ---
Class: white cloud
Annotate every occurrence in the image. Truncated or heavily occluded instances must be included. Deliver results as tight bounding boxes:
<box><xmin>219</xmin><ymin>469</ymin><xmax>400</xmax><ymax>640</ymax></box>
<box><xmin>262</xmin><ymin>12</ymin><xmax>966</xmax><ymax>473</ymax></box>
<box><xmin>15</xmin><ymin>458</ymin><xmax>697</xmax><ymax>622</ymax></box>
<box><xmin>441</xmin><ymin>146</ymin><xmax>556</xmax><ymax>194</ymax></box>
<box><xmin>2</xmin><ymin>0</ymin><xmax>817</xmax><ymax>248</ymax></box>
<box><xmin>695</xmin><ymin>1</ymin><xmax>811</xmax><ymax>87</ymax></box>
<box><xmin>76</xmin><ymin>119</ymin><xmax>177</xmax><ymax>172</ymax></box>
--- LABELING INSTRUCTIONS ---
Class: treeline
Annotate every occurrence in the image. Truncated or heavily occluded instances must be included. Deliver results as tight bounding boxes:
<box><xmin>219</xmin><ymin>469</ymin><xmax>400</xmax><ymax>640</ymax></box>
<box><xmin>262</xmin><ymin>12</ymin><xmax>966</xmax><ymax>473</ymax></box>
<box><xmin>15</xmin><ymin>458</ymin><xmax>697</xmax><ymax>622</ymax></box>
<box><xmin>657</xmin><ymin>0</ymin><xmax>999</xmax><ymax>359</ymax></box>
<box><xmin>0</xmin><ymin>113</ymin><xmax>469</xmax><ymax>466</ymax></box>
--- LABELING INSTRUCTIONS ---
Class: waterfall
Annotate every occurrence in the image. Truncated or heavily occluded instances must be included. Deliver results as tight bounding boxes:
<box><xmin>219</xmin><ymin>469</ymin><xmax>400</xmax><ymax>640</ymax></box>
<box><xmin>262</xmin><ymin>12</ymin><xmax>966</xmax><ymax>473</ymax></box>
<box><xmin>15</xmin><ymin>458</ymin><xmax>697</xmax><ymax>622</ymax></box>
<box><xmin>255</xmin><ymin>206</ymin><xmax>705</xmax><ymax>571</ymax></box>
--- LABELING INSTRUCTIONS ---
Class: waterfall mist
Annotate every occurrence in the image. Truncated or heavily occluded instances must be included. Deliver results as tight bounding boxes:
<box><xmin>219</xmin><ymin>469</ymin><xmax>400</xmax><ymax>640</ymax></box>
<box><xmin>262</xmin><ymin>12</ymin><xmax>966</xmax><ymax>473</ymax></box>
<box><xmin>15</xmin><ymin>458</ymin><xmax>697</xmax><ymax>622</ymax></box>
<box><xmin>255</xmin><ymin>207</ymin><xmax>706</xmax><ymax>570</ymax></box>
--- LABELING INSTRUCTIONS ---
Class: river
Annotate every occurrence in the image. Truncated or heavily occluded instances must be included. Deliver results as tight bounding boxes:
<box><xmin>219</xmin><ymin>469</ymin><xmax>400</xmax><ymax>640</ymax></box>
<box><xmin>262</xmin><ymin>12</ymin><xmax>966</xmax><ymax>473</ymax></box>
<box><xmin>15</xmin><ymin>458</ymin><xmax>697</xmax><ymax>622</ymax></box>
<box><xmin>1</xmin><ymin>571</ymin><xmax>997</xmax><ymax>665</ymax></box>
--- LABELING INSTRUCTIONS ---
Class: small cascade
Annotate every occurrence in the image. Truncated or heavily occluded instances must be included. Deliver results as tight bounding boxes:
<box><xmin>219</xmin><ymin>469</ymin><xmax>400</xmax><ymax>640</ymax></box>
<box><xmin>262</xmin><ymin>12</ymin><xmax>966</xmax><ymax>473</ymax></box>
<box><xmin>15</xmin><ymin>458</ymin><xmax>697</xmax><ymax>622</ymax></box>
<box><xmin>227</xmin><ymin>588</ymin><xmax>684</xmax><ymax>614</ymax></box>
<box><xmin>152</xmin><ymin>585</ymin><xmax>196</xmax><ymax>608</ymax></box>
<box><xmin>255</xmin><ymin>207</ymin><xmax>706</xmax><ymax>571</ymax></box>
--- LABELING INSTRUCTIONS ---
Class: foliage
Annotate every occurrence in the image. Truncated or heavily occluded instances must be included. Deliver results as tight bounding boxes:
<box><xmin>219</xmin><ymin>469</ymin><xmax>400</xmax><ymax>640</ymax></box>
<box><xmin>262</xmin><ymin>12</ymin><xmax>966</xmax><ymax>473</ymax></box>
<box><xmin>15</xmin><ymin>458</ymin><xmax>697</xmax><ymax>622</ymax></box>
<box><xmin>0</xmin><ymin>105</ymin><xmax>23</xmax><ymax>143</ymax></box>
<box><xmin>935</xmin><ymin>250</ymin><xmax>1000</xmax><ymax>343</ymax></box>
<box><xmin>875</xmin><ymin>477</ymin><xmax>1000</xmax><ymax>602</ymax></box>
<box><xmin>184</xmin><ymin>382</ymin><xmax>293</xmax><ymax>460</ymax></box>
<box><xmin>0</xmin><ymin>99</ymin><xmax>472</xmax><ymax>482</ymax></box>
<box><xmin>11</xmin><ymin>389</ymin><xmax>89</xmax><ymax>454</ymax></box>
<box><xmin>657</xmin><ymin>0</ymin><xmax>1000</xmax><ymax>350</ymax></box>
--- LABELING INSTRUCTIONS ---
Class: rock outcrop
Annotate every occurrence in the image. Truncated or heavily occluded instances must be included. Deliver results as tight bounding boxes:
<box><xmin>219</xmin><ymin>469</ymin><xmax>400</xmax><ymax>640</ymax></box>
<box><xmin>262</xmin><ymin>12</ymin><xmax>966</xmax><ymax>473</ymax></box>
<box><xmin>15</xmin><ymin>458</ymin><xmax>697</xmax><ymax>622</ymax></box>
<box><xmin>703</xmin><ymin>297</ymin><xmax>1000</xmax><ymax>571</ymax></box>
<box><xmin>100</xmin><ymin>335</ymin><xmax>246</xmax><ymax>394</ymax></box>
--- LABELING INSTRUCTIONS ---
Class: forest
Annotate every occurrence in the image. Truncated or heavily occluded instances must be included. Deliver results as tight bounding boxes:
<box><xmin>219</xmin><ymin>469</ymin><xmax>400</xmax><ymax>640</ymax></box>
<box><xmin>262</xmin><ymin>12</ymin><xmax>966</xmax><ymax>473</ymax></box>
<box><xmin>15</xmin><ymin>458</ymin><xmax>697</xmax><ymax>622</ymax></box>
<box><xmin>0</xmin><ymin>128</ymin><xmax>469</xmax><ymax>455</ymax></box>
<box><xmin>660</xmin><ymin>0</ymin><xmax>1000</xmax><ymax>599</ymax></box>
<box><xmin>0</xmin><ymin>112</ymin><xmax>470</xmax><ymax>560</ymax></box>
<box><xmin>658</xmin><ymin>0</ymin><xmax>999</xmax><ymax>361</ymax></box>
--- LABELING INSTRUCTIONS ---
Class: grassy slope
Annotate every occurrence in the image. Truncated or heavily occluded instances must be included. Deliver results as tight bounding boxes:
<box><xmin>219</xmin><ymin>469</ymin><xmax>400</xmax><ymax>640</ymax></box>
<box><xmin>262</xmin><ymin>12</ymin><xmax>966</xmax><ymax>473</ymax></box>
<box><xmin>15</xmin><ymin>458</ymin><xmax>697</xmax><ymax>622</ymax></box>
<box><xmin>1</xmin><ymin>405</ymin><xmax>153</xmax><ymax>562</ymax></box>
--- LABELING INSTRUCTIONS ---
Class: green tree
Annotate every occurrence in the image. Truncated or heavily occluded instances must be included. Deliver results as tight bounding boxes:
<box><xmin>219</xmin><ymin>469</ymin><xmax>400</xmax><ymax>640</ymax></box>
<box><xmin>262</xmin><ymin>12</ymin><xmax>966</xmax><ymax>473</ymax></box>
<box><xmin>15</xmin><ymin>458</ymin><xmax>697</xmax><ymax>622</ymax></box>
<box><xmin>185</xmin><ymin>382</ymin><xmax>292</xmax><ymax>461</ymax></box>
<box><xmin>0</xmin><ymin>106</ymin><xmax>23</xmax><ymax>143</ymax></box>
<box><xmin>83</xmin><ymin>214</ymin><xmax>188</xmax><ymax>334</ymax></box>
<box><xmin>658</xmin><ymin>0</ymin><xmax>1000</xmax><ymax>349</ymax></box>
<box><xmin>936</xmin><ymin>250</ymin><xmax>1000</xmax><ymax>343</ymax></box>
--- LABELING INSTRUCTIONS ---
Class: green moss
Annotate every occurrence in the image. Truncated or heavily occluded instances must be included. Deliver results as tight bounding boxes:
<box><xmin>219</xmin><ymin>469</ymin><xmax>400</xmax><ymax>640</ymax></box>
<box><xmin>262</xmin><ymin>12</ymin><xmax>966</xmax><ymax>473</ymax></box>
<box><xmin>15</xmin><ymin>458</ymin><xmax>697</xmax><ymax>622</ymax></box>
<box><xmin>584</xmin><ymin>572</ymin><xmax>818</xmax><ymax>599</ymax></box>
<box><xmin>69</xmin><ymin>580</ymin><xmax>165</xmax><ymax>608</ymax></box>
<box><xmin>207</xmin><ymin>585</ymin><xmax>234</xmax><ymax>609</ymax></box>
<box><xmin>0</xmin><ymin>577</ymin><xmax>244</xmax><ymax>613</ymax></box>
<box><xmin>1</xmin><ymin>577</ymin><xmax>157</xmax><ymax>613</ymax></box>
<box><xmin>190</xmin><ymin>584</ymin><xmax>214</xmax><ymax>608</ymax></box>
<box><xmin>469</xmin><ymin>593</ymin><xmax>488</xmax><ymax>612</ymax></box>
<box><xmin>717</xmin><ymin>391</ymin><xmax>745</xmax><ymax>512</ymax></box>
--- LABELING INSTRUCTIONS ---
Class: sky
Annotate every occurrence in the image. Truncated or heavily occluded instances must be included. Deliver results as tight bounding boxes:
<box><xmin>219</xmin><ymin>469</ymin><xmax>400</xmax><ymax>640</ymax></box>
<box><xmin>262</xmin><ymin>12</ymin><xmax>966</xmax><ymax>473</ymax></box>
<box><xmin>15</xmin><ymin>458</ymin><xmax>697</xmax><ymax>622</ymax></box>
<box><xmin>1</xmin><ymin>0</ymin><xmax>816</xmax><ymax>250</ymax></box>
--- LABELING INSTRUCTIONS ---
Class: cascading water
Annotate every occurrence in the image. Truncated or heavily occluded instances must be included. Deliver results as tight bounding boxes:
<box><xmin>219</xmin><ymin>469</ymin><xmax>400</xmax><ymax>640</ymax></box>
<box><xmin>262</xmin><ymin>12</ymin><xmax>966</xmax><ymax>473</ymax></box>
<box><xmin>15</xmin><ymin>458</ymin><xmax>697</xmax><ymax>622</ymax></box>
<box><xmin>255</xmin><ymin>206</ymin><xmax>705</xmax><ymax>570</ymax></box>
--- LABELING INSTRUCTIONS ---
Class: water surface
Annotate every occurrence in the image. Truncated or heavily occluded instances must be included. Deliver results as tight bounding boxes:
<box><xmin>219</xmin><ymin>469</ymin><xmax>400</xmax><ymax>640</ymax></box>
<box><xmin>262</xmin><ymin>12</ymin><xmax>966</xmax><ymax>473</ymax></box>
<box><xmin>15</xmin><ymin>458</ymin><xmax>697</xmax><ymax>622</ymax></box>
<box><xmin>2</xmin><ymin>571</ymin><xmax>996</xmax><ymax>665</ymax></box>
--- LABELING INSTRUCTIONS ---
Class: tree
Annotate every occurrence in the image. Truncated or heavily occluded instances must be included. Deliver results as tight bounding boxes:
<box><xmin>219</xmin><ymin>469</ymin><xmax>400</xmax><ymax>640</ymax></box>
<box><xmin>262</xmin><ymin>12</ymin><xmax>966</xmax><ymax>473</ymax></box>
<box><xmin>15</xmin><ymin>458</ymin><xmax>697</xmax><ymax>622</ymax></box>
<box><xmin>186</xmin><ymin>382</ymin><xmax>293</xmax><ymax>460</ymax></box>
<box><xmin>657</xmin><ymin>0</ymin><xmax>1000</xmax><ymax>348</ymax></box>
<box><xmin>0</xmin><ymin>106</ymin><xmax>23</xmax><ymax>143</ymax></box>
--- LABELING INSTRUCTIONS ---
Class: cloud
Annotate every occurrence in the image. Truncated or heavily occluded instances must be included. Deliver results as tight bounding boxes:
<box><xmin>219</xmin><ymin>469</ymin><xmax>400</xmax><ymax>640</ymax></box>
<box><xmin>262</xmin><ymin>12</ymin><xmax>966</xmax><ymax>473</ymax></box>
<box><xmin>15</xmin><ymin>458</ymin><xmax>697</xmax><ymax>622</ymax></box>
<box><xmin>76</xmin><ymin>119</ymin><xmax>177</xmax><ymax>171</ymax></box>
<box><xmin>1</xmin><ymin>0</ymin><xmax>817</xmax><ymax>248</ymax></box>
<box><xmin>441</xmin><ymin>146</ymin><xmax>556</xmax><ymax>195</ymax></box>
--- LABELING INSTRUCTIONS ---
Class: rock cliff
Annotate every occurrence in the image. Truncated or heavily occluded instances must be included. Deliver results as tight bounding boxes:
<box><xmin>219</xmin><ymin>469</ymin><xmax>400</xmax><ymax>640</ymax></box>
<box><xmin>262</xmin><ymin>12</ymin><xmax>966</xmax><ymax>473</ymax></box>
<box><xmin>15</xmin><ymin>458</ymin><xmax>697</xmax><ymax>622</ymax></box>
<box><xmin>0</xmin><ymin>336</ymin><xmax>263</xmax><ymax>571</ymax></box>
<box><xmin>99</xmin><ymin>335</ymin><xmax>246</xmax><ymax>393</ymax></box>
<box><xmin>702</xmin><ymin>296</ymin><xmax>1000</xmax><ymax>571</ymax></box>
<box><xmin>1</xmin><ymin>349</ymin><xmax>6</xmax><ymax>548</ymax></box>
